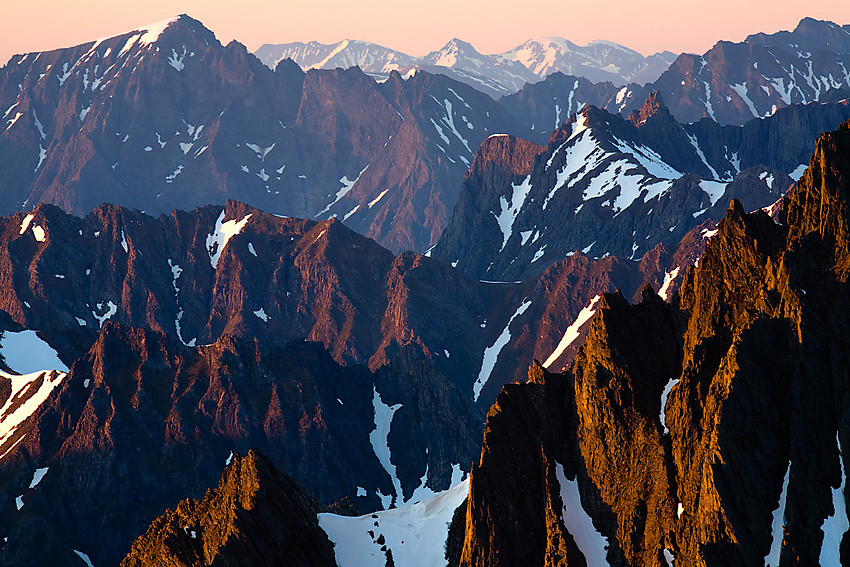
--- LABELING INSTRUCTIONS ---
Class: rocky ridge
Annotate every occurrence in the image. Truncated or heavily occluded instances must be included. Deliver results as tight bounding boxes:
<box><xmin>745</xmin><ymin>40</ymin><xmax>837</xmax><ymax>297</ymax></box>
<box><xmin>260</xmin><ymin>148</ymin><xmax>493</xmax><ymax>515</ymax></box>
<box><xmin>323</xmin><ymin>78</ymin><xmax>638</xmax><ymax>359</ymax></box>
<box><xmin>455</xmin><ymin>120</ymin><xmax>850</xmax><ymax>565</ymax></box>
<box><xmin>509</xmin><ymin>18</ymin><xmax>850</xmax><ymax>128</ymax></box>
<box><xmin>122</xmin><ymin>450</ymin><xmax>336</xmax><ymax>567</ymax></box>
<box><xmin>432</xmin><ymin>94</ymin><xmax>835</xmax><ymax>283</ymax></box>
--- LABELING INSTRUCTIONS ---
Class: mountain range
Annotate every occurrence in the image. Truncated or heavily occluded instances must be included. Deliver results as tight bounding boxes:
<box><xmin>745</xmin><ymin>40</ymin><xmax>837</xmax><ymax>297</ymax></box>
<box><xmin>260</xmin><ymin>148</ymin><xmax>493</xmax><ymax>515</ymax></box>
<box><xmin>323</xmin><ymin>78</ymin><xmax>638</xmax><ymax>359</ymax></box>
<box><xmin>3</xmin><ymin>15</ymin><xmax>850</xmax><ymax>257</ymax></box>
<box><xmin>118</xmin><ymin>116</ymin><xmax>850</xmax><ymax>567</ymax></box>
<box><xmin>254</xmin><ymin>36</ymin><xmax>678</xmax><ymax>98</ymax></box>
<box><xmin>1</xmin><ymin>11</ymin><xmax>850</xmax><ymax>567</ymax></box>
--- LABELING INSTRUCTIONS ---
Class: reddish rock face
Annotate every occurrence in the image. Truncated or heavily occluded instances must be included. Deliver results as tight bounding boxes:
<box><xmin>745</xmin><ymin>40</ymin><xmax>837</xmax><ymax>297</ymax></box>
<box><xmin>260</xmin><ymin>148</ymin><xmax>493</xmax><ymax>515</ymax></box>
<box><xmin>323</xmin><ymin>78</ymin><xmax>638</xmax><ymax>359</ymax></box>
<box><xmin>457</xmin><ymin>120</ymin><xmax>850</xmax><ymax>566</ymax></box>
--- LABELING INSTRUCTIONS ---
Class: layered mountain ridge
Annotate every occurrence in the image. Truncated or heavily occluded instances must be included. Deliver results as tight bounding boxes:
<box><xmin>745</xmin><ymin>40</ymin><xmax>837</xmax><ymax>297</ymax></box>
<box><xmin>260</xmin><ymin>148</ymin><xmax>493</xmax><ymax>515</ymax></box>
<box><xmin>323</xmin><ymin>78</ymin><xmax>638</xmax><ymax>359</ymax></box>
<box><xmin>2</xmin><ymin>14</ymin><xmax>850</xmax><ymax>567</ymax></box>
<box><xmin>4</xmin><ymin>14</ymin><xmax>850</xmax><ymax>257</ymax></box>
<box><xmin>0</xmin><ymin>15</ymin><xmax>533</xmax><ymax>253</ymax></box>
<box><xmin>254</xmin><ymin>36</ymin><xmax>677</xmax><ymax>98</ymax></box>
<box><xmin>107</xmin><ymin>118</ymin><xmax>850</xmax><ymax>567</ymax></box>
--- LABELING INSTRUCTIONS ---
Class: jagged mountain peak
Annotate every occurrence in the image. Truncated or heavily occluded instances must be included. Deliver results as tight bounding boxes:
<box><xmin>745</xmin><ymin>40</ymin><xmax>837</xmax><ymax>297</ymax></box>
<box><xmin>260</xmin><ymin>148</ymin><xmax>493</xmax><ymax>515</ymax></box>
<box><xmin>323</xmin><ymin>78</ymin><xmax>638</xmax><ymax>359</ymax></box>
<box><xmin>423</xmin><ymin>38</ymin><xmax>488</xmax><ymax>68</ymax></box>
<box><xmin>122</xmin><ymin>449</ymin><xmax>336</xmax><ymax>566</ymax></box>
<box><xmin>785</xmin><ymin>119</ymin><xmax>850</xmax><ymax>261</ymax></box>
<box><xmin>648</xmin><ymin>17</ymin><xmax>850</xmax><ymax>125</ymax></box>
<box><xmin>627</xmin><ymin>91</ymin><xmax>669</xmax><ymax>127</ymax></box>
<box><xmin>459</xmin><ymin>120</ymin><xmax>850</xmax><ymax>567</ymax></box>
<box><xmin>6</xmin><ymin>14</ymin><xmax>220</xmax><ymax>67</ymax></box>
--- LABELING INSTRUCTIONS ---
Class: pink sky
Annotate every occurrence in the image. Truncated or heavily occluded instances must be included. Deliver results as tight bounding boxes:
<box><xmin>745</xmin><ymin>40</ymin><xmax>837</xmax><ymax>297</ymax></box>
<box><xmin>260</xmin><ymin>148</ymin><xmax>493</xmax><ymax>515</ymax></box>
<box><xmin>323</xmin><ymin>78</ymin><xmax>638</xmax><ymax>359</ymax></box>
<box><xmin>2</xmin><ymin>1</ymin><xmax>850</xmax><ymax>65</ymax></box>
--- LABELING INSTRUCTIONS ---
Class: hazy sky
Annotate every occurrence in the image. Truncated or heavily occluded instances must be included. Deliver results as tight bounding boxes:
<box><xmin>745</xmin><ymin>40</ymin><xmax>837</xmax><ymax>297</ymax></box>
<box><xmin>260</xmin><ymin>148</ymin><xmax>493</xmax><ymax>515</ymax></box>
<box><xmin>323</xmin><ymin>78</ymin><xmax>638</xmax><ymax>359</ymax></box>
<box><xmin>2</xmin><ymin>1</ymin><xmax>850</xmax><ymax>65</ymax></box>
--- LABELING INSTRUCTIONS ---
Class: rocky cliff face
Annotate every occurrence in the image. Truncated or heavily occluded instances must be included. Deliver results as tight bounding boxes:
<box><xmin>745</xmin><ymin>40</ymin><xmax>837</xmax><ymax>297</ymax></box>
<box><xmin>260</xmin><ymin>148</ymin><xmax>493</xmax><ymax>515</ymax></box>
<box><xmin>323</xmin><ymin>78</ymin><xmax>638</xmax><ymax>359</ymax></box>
<box><xmin>0</xmin><ymin>199</ymin><xmax>500</xmax><ymax>565</ymax></box>
<box><xmin>457</xmin><ymin>120</ymin><xmax>850</xmax><ymax>565</ymax></box>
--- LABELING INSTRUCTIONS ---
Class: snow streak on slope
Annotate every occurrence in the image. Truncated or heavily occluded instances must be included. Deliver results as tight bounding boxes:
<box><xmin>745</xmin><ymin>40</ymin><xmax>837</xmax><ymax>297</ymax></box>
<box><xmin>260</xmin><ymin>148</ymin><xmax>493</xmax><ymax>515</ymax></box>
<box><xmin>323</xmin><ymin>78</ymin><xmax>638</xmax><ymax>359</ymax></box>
<box><xmin>318</xmin><ymin>478</ymin><xmax>469</xmax><ymax>567</ymax></box>
<box><xmin>369</xmin><ymin>386</ymin><xmax>403</xmax><ymax>509</ymax></box>
<box><xmin>555</xmin><ymin>463</ymin><xmax>610</xmax><ymax>566</ymax></box>
<box><xmin>494</xmin><ymin>175</ymin><xmax>532</xmax><ymax>251</ymax></box>
<box><xmin>659</xmin><ymin>377</ymin><xmax>679</xmax><ymax>434</ymax></box>
<box><xmin>473</xmin><ymin>300</ymin><xmax>531</xmax><ymax>402</ymax></box>
<box><xmin>0</xmin><ymin>370</ymin><xmax>67</xmax><ymax>458</ymax></box>
<box><xmin>765</xmin><ymin>462</ymin><xmax>791</xmax><ymax>567</ymax></box>
<box><xmin>317</xmin><ymin>164</ymin><xmax>369</xmax><ymax>217</ymax></box>
<box><xmin>658</xmin><ymin>267</ymin><xmax>681</xmax><ymax>301</ymax></box>
<box><xmin>820</xmin><ymin>434</ymin><xmax>849</xmax><ymax>564</ymax></box>
<box><xmin>543</xmin><ymin>295</ymin><xmax>600</xmax><ymax>369</ymax></box>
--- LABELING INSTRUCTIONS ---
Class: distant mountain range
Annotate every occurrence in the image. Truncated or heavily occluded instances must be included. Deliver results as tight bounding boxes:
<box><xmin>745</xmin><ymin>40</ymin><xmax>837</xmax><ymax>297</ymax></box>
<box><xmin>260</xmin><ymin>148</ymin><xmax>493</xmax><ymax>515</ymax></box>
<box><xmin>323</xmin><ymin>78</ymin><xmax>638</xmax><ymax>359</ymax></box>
<box><xmin>254</xmin><ymin>36</ymin><xmax>678</xmax><ymax>98</ymax></box>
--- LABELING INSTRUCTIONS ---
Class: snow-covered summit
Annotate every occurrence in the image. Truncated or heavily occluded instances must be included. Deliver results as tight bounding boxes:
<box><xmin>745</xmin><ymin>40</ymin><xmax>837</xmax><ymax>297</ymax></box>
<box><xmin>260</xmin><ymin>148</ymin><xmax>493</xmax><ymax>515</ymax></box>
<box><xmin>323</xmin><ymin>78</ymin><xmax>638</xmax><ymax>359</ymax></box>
<box><xmin>255</xmin><ymin>35</ymin><xmax>678</xmax><ymax>96</ymax></box>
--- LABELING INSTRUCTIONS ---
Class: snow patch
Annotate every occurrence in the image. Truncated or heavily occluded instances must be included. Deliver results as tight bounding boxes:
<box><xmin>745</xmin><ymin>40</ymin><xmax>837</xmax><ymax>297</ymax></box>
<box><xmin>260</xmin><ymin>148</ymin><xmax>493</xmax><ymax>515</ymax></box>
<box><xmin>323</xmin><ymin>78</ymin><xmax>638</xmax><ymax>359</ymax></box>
<box><xmin>34</xmin><ymin>145</ymin><xmax>47</xmax><ymax>172</ymax></box>
<box><xmin>473</xmin><ymin>300</ymin><xmax>532</xmax><ymax>401</ymax></box>
<box><xmin>4</xmin><ymin>112</ymin><xmax>23</xmax><ymax>131</ymax></box>
<box><xmin>765</xmin><ymin>462</ymin><xmax>791</xmax><ymax>567</ymax></box>
<box><xmin>0</xmin><ymin>330</ymin><xmax>68</xmax><ymax>374</ymax></box>
<box><xmin>206</xmin><ymin>211</ymin><xmax>252</xmax><ymax>269</ymax></box>
<box><xmin>658</xmin><ymin>267</ymin><xmax>681</xmax><ymax>301</ymax></box>
<box><xmin>789</xmin><ymin>164</ymin><xmax>807</xmax><ymax>181</ymax></box>
<box><xmin>29</xmin><ymin>467</ymin><xmax>49</xmax><ymax>488</ymax></box>
<box><xmin>246</xmin><ymin>142</ymin><xmax>276</xmax><ymax>161</ymax></box>
<box><xmin>138</xmin><ymin>17</ymin><xmax>180</xmax><ymax>46</ymax></box>
<box><xmin>699</xmin><ymin>180</ymin><xmax>727</xmax><ymax>207</ymax></box>
<box><xmin>493</xmin><ymin>175</ymin><xmax>532</xmax><ymax>252</ymax></box>
<box><xmin>253</xmin><ymin>308</ymin><xmax>269</xmax><ymax>322</ymax></box>
<box><xmin>317</xmin><ymin>165</ymin><xmax>369</xmax><ymax>216</ymax></box>
<box><xmin>659</xmin><ymin>378</ymin><xmax>679</xmax><ymax>434</ymax></box>
<box><xmin>92</xmin><ymin>301</ymin><xmax>118</xmax><ymax>328</ymax></box>
<box><xmin>369</xmin><ymin>386</ymin><xmax>403</xmax><ymax>508</ymax></box>
<box><xmin>555</xmin><ymin>463</ymin><xmax>610</xmax><ymax>566</ymax></box>
<box><xmin>73</xmin><ymin>550</ymin><xmax>95</xmax><ymax>567</ymax></box>
<box><xmin>167</xmin><ymin>46</ymin><xmax>188</xmax><ymax>71</ymax></box>
<box><xmin>32</xmin><ymin>225</ymin><xmax>46</xmax><ymax>242</ymax></box>
<box><xmin>0</xmin><ymin>370</ymin><xmax>67</xmax><ymax>457</ymax></box>
<box><xmin>368</xmin><ymin>189</ymin><xmax>390</xmax><ymax>209</ymax></box>
<box><xmin>19</xmin><ymin>214</ymin><xmax>34</xmax><ymax>234</ymax></box>
<box><xmin>820</xmin><ymin>434</ymin><xmax>848</xmax><ymax>565</ymax></box>
<box><xmin>318</xmin><ymin>478</ymin><xmax>469</xmax><ymax>567</ymax></box>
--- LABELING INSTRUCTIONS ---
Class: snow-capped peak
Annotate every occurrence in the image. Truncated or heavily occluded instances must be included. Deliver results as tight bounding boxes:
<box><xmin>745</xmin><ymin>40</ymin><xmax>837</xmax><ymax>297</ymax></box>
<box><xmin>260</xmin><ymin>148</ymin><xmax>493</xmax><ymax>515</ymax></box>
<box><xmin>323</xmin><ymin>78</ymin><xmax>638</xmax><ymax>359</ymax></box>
<box><xmin>138</xmin><ymin>16</ymin><xmax>183</xmax><ymax>46</ymax></box>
